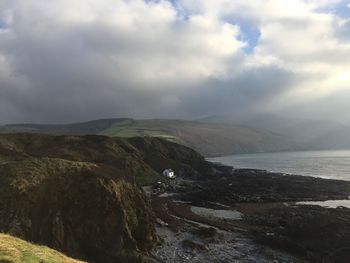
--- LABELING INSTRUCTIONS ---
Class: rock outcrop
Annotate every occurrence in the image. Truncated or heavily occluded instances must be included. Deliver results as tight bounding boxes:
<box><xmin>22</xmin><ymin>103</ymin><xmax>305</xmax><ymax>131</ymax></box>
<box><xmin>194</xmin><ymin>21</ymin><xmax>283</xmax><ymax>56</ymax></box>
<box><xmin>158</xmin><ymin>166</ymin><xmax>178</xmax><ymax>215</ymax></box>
<box><xmin>0</xmin><ymin>133</ymin><xmax>207</xmax><ymax>262</ymax></box>
<box><xmin>0</xmin><ymin>157</ymin><xmax>156</xmax><ymax>262</ymax></box>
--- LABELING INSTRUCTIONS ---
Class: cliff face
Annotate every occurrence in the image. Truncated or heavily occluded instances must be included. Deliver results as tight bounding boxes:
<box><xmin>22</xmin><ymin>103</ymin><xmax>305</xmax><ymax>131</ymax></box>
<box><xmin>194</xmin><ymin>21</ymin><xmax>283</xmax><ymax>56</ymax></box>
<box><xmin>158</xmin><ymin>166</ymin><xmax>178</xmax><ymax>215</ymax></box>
<box><xmin>126</xmin><ymin>136</ymin><xmax>210</xmax><ymax>176</ymax></box>
<box><xmin>0</xmin><ymin>158</ymin><xmax>156</xmax><ymax>262</ymax></box>
<box><xmin>0</xmin><ymin>133</ymin><xmax>206</xmax><ymax>262</ymax></box>
<box><xmin>0</xmin><ymin>133</ymin><xmax>208</xmax><ymax>185</ymax></box>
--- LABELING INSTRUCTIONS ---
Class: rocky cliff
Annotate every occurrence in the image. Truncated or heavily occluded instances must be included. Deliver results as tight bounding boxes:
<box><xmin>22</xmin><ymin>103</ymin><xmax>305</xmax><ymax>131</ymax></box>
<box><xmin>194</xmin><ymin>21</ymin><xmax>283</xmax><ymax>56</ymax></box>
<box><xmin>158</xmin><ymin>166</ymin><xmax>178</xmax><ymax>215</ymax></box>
<box><xmin>0</xmin><ymin>133</ymin><xmax>207</xmax><ymax>262</ymax></box>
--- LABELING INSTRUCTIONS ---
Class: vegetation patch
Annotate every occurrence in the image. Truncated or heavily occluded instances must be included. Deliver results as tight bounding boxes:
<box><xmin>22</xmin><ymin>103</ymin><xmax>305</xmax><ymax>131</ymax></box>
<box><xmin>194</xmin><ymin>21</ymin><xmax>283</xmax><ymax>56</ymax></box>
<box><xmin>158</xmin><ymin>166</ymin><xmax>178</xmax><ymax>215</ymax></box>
<box><xmin>0</xmin><ymin>233</ymin><xmax>85</xmax><ymax>263</ymax></box>
<box><xmin>0</xmin><ymin>133</ymin><xmax>209</xmax><ymax>262</ymax></box>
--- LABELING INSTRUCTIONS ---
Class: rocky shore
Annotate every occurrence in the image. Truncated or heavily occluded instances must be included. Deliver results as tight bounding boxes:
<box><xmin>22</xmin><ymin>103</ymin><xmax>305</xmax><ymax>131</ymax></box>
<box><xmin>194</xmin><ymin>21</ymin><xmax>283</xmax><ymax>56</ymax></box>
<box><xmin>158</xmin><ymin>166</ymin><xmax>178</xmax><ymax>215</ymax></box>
<box><xmin>1</xmin><ymin>133</ymin><xmax>350</xmax><ymax>262</ymax></box>
<box><xmin>151</xmin><ymin>165</ymin><xmax>350</xmax><ymax>263</ymax></box>
<box><xmin>0</xmin><ymin>133</ymin><xmax>209</xmax><ymax>263</ymax></box>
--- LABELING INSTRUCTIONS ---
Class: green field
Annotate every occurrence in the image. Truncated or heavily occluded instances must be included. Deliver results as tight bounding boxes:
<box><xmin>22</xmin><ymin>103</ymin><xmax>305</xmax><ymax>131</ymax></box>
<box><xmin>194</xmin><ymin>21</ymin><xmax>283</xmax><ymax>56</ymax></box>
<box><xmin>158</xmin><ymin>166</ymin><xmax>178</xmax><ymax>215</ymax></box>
<box><xmin>99</xmin><ymin>120</ymin><xmax>184</xmax><ymax>144</ymax></box>
<box><xmin>1</xmin><ymin>118</ymin><xmax>294</xmax><ymax>156</ymax></box>
<box><xmin>0</xmin><ymin>233</ymin><xmax>85</xmax><ymax>263</ymax></box>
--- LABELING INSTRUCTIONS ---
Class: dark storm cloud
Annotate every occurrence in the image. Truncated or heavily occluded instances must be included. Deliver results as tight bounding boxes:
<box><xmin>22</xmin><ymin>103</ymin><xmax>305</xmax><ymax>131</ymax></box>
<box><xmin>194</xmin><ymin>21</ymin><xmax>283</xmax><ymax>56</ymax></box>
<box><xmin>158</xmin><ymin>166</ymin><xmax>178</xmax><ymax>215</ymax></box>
<box><xmin>0</xmin><ymin>0</ymin><xmax>246</xmax><ymax>124</ymax></box>
<box><xmin>173</xmin><ymin>66</ymin><xmax>301</xmax><ymax>118</ymax></box>
<box><xmin>0</xmin><ymin>0</ymin><xmax>350</xmax><ymax>124</ymax></box>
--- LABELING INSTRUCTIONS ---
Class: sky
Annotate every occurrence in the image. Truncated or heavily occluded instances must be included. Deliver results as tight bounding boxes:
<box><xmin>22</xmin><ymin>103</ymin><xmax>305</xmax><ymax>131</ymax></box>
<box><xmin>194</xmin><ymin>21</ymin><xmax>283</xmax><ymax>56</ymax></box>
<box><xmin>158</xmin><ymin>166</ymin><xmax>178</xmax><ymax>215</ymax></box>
<box><xmin>0</xmin><ymin>0</ymin><xmax>350</xmax><ymax>124</ymax></box>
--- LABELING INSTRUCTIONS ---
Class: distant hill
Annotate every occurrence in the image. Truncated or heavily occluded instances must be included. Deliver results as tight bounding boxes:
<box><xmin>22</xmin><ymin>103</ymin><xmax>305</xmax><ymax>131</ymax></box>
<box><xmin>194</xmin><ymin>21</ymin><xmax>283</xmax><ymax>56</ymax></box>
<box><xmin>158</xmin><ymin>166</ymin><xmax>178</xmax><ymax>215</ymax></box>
<box><xmin>0</xmin><ymin>118</ymin><xmax>295</xmax><ymax>156</ymax></box>
<box><xmin>2</xmin><ymin>118</ymin><xmax>132</xmax><ymax>135</ymax></box>
<box><xmin>200</xmin><ymin>114</ymin><xmax>350</xmax><ymax>152</ymax></box>
<box><xmin>8</xmin><ymin>115</ymin><xmax>350</xmax><ymax>156</ymax></box>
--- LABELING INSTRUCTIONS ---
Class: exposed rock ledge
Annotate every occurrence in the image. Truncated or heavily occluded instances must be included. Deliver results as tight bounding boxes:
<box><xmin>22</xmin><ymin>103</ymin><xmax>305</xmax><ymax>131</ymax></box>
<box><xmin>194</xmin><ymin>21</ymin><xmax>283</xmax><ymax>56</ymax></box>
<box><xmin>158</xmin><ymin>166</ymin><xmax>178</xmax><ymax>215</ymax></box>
<box><xmin>0</xmin><ymin>158</ymin><xmax>157</xmax><ymax>263</ymax></box>
<box><xmin>0</xmin><ymin>134</ymin><xmax>186</xmax><ymax>262</ymax></box>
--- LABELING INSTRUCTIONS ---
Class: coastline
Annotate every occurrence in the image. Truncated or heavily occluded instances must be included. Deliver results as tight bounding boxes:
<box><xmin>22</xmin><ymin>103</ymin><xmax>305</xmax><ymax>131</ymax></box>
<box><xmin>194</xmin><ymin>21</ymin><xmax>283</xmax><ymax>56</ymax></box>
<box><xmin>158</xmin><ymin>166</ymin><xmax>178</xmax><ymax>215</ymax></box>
<box><xmin>207</xmin><ymin>149</ymin><xmax>350</xmax><ymax>181</ymax></box>
<box><xmin>152</xmin><ymin>162</ymin><xmax>350</xmax><ymax>262</ymax></box>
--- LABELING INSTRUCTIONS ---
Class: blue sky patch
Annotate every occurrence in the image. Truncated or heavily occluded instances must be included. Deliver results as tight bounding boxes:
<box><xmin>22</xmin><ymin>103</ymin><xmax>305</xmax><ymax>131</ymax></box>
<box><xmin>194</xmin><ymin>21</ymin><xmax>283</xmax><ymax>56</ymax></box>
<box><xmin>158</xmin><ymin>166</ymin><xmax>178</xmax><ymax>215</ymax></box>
<box><xmin>317</xmin><ymin>1</ymin><xmax>350</xmax><ymax>18</ymax></box>
<box><xmin>332</xmin><ymin>2</ymin><xmax>350</xmax><ymax>18</ymax></box>
<box><xmin>239</xmin><ymin>23</ymin><xmax>261</xmax><ymax>54</ymax></box>
<box><xmin>0</xmin><ymin>19</ymin><xmax>5</xmax><ymax>29</ymax></box>
<box><xmin>167</xmin><ymin>0</ymin><xmax>189</xmax><ymax>19</ymax></box>
<box><xmin>223</xmin><ymin>16</ymin><xmax>261</xmax><ymax>54</ymax></box>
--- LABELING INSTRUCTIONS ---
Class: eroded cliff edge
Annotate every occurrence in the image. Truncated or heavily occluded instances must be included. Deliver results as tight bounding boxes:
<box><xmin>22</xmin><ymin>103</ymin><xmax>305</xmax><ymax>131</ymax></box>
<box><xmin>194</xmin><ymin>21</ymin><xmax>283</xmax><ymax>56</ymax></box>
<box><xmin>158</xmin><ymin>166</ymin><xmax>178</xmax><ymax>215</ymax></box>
<box><xmin>0</xmin><ymin>133</ymin><xmax>207</xmax><ymax>262</ymax></box>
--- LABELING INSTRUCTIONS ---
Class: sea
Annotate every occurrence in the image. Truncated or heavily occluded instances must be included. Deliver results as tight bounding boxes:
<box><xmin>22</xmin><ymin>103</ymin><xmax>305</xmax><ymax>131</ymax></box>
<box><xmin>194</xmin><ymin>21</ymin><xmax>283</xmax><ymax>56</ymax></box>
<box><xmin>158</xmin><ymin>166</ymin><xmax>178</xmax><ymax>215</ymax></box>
<box><xmin>208</xmin><ymin>150</ymin><xmax>350</xmax><ymax>181</ymax></box>
<box><xmin>209</xmin><ymin>150</ymin><xmax>350</xmax><ymax>208</ymax></box>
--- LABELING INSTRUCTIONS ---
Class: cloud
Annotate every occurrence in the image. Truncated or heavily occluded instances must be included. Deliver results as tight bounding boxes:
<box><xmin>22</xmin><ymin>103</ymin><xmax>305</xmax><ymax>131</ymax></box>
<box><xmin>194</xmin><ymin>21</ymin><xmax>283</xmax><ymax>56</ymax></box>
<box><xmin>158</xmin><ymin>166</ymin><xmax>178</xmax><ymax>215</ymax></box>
<box><xmin>0</xmin><ymin>0</ymin><xmax>349</xmax><ymax>124</ymax></box>
<box><xmin>0</xmin><ymin>0</ymin><xmax>246</xmax><ymax>123</ymax></box>
<box><xmin>336</xmin><ymin>18</ymin><xmax>350</xmax><ymax>41</ymax></box>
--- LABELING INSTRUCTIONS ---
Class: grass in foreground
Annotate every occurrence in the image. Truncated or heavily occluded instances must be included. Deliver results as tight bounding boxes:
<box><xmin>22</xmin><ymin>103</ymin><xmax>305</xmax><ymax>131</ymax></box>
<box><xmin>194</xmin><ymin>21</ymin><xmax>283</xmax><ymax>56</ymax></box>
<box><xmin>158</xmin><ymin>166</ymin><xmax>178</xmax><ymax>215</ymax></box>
<box><xmin>0</xmin><ymin>233</ymin><xmax>85</xmax><ymax>263</ymax></box>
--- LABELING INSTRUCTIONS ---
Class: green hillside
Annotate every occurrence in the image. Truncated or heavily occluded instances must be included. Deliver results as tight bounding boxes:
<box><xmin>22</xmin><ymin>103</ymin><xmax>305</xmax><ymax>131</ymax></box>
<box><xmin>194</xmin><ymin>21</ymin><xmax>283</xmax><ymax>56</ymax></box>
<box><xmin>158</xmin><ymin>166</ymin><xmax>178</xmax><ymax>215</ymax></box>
<box><xmin>1</xmin><ymin>118</ymin><xmax>131</xmax><ymax>135</ymax></box>
<box><xmin>100</xmin><ymin>119</ymin><xmax>294</xmax><ymax>156</ymax></box>
<box><xmin>0</xmin><ymin>133</ymin><xmax>208</xmax><ymax>262</ymax></box>
<box><xmin>100</xmin><ymin>119</ymin><xmax>183</xmax><ymax>144</ymax></box>
<box><xmin>0</xmin><ymin>133</ymin><xmax>204</xmax><ymax>186</ymax></box>
<box><xmin>0</xmin><ymin>233</ymin><xmax>85</xmax><ymax>263</ymax></box>
<box><xmin>1</xmin><ymin>118</ymin><xmax>294</xmax><ymax>156</ymax></box>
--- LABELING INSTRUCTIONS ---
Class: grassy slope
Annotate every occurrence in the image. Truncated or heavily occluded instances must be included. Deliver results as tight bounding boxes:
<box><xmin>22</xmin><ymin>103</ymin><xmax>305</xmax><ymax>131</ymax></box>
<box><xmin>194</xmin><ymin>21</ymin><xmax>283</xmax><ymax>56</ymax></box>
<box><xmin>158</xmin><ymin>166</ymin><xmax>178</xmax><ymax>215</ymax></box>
<box><xmin>0</xmin><ymin>234</ymin><xmax>85</xmax><ymax>263</ymax></box>
<box><xmin>0</xmin><ymin>133</ymin><xmax>206</xmax><ymax>186</ymax></box>
<box><xmin>100</xmin><ymin>119</ymin><xmax>184</xmax><ymax>144</ymax></box>
<box><xmin>2</xmin><ymin>118</ymin><xmax>131</xmax><ymax>135</ymax></box>
<box><xmin>0</xmin><ymin>133</ymin><xmax>207</xmax><ymax>261</ymax></box>
<box><xmin>100</xmin><ymin>119</ymin><xmax>292</xmax><ymax>156</ymax></box>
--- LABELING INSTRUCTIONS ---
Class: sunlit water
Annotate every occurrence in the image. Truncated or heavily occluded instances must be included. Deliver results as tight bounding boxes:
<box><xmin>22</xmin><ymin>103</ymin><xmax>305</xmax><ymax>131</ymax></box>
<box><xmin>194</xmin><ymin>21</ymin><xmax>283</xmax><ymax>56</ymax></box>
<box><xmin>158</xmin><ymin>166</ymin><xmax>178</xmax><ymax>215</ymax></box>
<box><xmin>297</xmin><ymin>200</ymin><xmax>350</xmax><ymax>208</ymax></box>
<box><xmin>209</xmin><ymin>150</ymin><xmax>350</xmax><ymax>208</ymax></box>
<box><xmin>208</xmin><ymin>150</ymin><xmax>350</xmax><ymax>181</ymax></box>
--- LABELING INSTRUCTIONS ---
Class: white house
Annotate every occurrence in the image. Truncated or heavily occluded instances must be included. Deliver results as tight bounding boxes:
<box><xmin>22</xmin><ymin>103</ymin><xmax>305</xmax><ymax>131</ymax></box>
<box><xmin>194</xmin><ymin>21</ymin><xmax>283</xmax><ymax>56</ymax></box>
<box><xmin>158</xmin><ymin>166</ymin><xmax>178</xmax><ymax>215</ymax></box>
<box><xmin>162</xmin><ymin>169</ymin><xmax>175</xmax><ymax>178</ymax></box>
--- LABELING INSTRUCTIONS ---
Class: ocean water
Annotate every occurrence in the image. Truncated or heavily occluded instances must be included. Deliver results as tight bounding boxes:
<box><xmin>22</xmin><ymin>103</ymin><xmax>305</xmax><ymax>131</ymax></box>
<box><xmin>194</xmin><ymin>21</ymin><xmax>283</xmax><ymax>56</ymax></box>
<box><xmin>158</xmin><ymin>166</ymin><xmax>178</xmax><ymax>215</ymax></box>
<box><xmin>208</xmin><ymin>150</ymin><xmax>350</xmax><ymax>181</ymax></box>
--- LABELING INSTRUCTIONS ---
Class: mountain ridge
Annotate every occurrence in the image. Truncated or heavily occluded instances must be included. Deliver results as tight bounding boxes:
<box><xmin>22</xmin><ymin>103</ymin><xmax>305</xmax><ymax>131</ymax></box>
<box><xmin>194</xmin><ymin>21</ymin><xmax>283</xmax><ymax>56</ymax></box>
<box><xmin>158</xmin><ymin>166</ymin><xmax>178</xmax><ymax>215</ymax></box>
<box><xmin>3</xmin><ymin>115</ymin><xmax>350</xmax><ymax>156</ymax></box>
<box><xmin>0</xmin><ymin>118</ymin><xmax>296</xmax><ymax>156</ymax></box>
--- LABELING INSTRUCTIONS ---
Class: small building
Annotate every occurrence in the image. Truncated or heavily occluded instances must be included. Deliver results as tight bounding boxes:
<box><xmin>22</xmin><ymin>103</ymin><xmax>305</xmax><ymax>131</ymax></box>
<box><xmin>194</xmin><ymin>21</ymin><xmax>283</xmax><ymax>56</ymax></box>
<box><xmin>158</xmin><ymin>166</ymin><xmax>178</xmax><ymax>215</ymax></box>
<box><xmin>162</xmin><ymin>169</ymin><xmax>175</xmax><ymax>178</ymax></box>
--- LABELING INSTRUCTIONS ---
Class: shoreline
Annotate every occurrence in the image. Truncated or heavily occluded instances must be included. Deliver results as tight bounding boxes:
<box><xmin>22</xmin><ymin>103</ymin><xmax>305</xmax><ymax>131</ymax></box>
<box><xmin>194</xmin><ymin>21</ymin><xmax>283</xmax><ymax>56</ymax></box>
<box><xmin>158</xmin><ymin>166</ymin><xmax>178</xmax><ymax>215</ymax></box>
<box><xmin>206</xmin><ymin>148</ymin><xmax>350</xmax><ymax>158</ymax></box>
<box><xmin>152</xmin><ymin>163</ymin><xmax>350</xmax><ymax>262</ymax></box>
<box><xmin>207</xmin><ymin>150</ymin><xmax>350</xmax><ymax>182</ymax></box>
